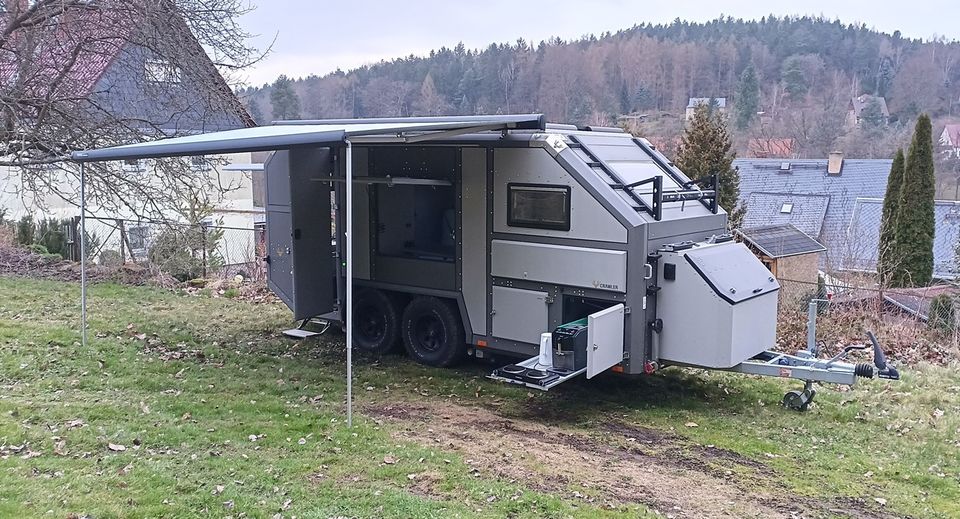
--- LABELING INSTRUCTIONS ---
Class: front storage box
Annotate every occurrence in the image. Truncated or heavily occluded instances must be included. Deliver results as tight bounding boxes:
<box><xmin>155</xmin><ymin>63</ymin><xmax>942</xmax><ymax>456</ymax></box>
<box><xmin>656</xmin><ymin>242</ymin><xmax>780</xmax><ymax>368</ymax></box>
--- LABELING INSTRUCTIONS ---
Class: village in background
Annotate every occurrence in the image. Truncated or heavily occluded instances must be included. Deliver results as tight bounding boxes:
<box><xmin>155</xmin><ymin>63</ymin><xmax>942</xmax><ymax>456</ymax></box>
<box><xmin>2</xmin><ymin>6</ymin><xmax>960</xmax><ymax>338</ymax></box>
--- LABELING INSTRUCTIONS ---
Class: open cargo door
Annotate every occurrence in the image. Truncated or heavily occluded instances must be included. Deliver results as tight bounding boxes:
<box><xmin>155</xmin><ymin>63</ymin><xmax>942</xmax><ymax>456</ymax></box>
<box><xmin>489</xmin><ymin>304</ymin><xmax>626</xmax><ymax>390</ymax></box>
<box><xmin>587</xmin><ymin>304</ymin><xmax>625</xmax><ymax>378</ymax></box>
<box><xmin>265</xmin><ymin>148</ymin><xmax>335</xmax><ymax>320</ymax></box>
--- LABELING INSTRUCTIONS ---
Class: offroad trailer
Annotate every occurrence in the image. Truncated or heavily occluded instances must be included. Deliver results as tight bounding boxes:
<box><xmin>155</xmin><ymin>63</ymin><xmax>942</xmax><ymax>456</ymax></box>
<box><xmin>73</xmin><ymin>114</ymin><xmax>899</xmax><ymax>410</ymax></box>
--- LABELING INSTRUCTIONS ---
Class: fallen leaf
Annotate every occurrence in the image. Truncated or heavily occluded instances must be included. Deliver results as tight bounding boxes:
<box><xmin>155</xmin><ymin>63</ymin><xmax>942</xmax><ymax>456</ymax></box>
<box><xmin>383</xmin><ymin>455</ymin><xmax>397</xmax><ymax>464</ymax></box>
<box><xmin>212</xmin><ymin>484</ymin><xmax>225</xmax><ymax>496</ymax></box>
<box><xmin>54</xmin><ymin>440</ymin><xmax>67</xmax><ymax>456</ymax></box>
<box><xmin>223</xmin><ymin>499</ymin><xmax>234</xmax><ymax>509</ymax></box>
<box><xmin>108</xmin><ymin>443</ymin><xmax>126</xmax><ymax>452</ymax></box>
<box><xmin>406</xmin><ymin>473</ymin><xmax>417</xmax><ymax>480</ymax></box>
<box><xmin>281</xmin><ymin>498</ymin><xmax>292</xmax><ymax>510</ymax></box>
<box><xmin>684</xmin><ymin>422</ymin><xmax>699</xmax><ymax>428</ymax></box>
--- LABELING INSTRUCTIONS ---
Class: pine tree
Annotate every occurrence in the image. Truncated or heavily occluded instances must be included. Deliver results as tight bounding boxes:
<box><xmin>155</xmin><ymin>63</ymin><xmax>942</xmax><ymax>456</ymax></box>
<box><xmin>270</xmin><ymin>75</ymin><xmax>301</xmax><ymax>120</ymax></box>
<box><xmin>780</xmin><ymin>56</ymin><xmax>808</xmax><ymax>99</ymax></box>
<box><xmin>675</xmin><ymin>103</ymin><xmax>740</xmax><ymax>213</ymax></box>
<box><xmin>877</xmin><ymin>148</ymin><xmax>905</xmax><ymax>285</ymax></box>
<box><xmin>891</xmin><ymin>114</ymin><xmax>936</xmax><ymax>287</ymax></box>
<box><xmin>734</xmin><ymin>64</ymin><xmax>759</xmax><ymax>130</ymax></box>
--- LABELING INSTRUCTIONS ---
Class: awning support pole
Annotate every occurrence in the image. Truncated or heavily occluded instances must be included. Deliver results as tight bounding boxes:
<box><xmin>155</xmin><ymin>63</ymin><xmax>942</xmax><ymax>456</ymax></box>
<box><xmin>80</xmin><ymin>162</ymin><xmax>87</xmax><ymax>348</ymax></box>
<box><xmin>345</xmin><ymin>139</ymin><xmax>353</xmax><ymax>428</ymax></box>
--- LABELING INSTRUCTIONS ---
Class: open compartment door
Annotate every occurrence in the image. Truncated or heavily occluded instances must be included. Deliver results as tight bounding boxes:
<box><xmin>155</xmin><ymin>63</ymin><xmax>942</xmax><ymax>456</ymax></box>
<box><xmin>587</xmin><ymin>304</ymin><xmax>625</xmax><ymax>378</ymax></box>
<box><xmin>265</xmin><ymin>148</ymin><xmax>336</xmax><ymax>320</ymax></box>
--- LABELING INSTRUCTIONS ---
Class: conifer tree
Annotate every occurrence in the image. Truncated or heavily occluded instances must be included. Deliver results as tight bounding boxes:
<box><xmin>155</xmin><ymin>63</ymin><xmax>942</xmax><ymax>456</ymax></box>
<box><xmin>270</xmin><ymin>75</ymin><xmax>301</xmax><ymax>120</ymax></box>
<box><xmin>877</xmin><ymin>148</ymin><xmax>904</xmax><ymax>285</ymax></box>
<box><xmin>675</xmin><ymin>104</ymin><xmax>740</xmax><ymax>214</ymax></box>
<box><xmin>891</xmin><ymin>115</ymin><xmax>936</xmax><ymax>287</ymax></box>
<box><xmin>734</xmin><ymin>64</ymin><xmax>760</xmax><ymax>130</ymax></box>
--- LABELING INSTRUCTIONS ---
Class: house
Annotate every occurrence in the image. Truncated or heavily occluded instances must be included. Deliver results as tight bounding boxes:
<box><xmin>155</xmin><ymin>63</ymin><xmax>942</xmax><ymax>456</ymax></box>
<box><xmin>685</xmin><ymin>97</ymin><xmax>726</xmax><ymax>120</ymax></box>
<box><xmin>736</xmin><ymin>224</ymin><xmax>825</xmax><ymax>302</ymax></box>
<box><xmin>846</xmin><ymin>94</ymin><xmax>889</xmax><ymax>127</ymax></box>
<box><xmin>737</xmin><ymin>154</ymin><xmax>960</xmax><ymax>279</ymax></box>
<box><xmin>748</xmin><ymin>138</ymin><xmax>795</xmax><ymax>158</ymax></box>
<box><xmin>939</xmin><ymin>124</ymin><xmax>960</xmax><ymax>157</ymax></box>
<box><xmin>846</xmin><ymin>199</ymin><xmax>960</xmax><ymax>279</ymax></box>
<box><xmin>735</xmin><ymin>153</ymin><xmax>893</xmax><ymax>273</ymax></box>
<box><xmin>0</xmin><ymin>0</ymin><xmax>259</xmax><ymax>267</ymax></box>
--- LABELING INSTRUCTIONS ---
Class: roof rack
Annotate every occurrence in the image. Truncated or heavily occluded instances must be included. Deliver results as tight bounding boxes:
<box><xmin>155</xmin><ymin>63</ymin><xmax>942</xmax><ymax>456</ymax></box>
<box><xmin>567</xmin><ymin>135</ymin><xmax>719</xmax><ymax>221</ymax></box>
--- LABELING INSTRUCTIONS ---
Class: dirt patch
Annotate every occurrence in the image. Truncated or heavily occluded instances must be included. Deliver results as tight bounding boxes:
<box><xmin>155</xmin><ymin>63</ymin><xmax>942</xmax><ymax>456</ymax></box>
<box><xmin>0</xmin><ymin>242</ymin><xmax>170</xmax><ymax>285</ymax></box>
<box><xmin>365</xmin><ymin>400</ymin><xmax>899</xmax><ymax>519</ymax></box>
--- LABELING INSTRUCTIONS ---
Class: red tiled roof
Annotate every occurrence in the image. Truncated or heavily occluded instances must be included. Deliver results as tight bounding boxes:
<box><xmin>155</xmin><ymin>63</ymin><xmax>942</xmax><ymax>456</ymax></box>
<box><xmin>1</xmin><ymin>3</ymin><xmax>136</xmax><ymax>98</ymax></box>
<box><xmin>748</xmin><ymin>138</ymin><xmax>794</xmax><ymax>158</ymax></box>
<box><xmin>1</xmin><ymin>1</ymin><xmax>253</xmax><ymax>128</ymax></box>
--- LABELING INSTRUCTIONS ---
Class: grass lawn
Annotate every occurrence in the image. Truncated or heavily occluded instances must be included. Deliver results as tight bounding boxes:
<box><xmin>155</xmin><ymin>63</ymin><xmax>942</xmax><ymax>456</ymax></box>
<box><xmin>0</xmin><ymin>276</ymin><xmax>958</xmax><ymax>518</ymax></box>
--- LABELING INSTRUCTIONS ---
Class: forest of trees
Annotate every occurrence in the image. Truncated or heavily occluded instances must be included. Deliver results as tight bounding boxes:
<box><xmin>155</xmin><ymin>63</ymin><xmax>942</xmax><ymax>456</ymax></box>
<box><xmin>240</xmin><ymin>16</ymin><xmax>960</xmax><ymax>163</ymax></box>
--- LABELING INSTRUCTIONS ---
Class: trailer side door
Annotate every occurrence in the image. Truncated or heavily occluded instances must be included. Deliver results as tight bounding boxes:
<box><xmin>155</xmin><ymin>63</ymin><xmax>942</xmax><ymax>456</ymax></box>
<box><xmin>265</xmin><ymin>147</ymin><xmax>336</xmax><ymax>320</ymax></box>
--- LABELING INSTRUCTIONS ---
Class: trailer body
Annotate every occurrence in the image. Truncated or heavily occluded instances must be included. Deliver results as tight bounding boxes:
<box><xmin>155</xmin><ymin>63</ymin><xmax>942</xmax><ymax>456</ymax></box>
<box><xmin>260</xmin><ymin>123</ymin><xmax>784</xmax><ymax>381</ymax></box>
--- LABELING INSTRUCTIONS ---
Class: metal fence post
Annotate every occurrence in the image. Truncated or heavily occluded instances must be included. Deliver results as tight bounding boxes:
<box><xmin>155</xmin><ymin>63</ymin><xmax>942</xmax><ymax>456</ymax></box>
<box><xmin>200</xmin><ymin>222</ymin><xmax>208</xmax><ymax>278</ymax></box>
<box><xmin>117</xmin><ymin>219</ymin><xmax>126</xmax><ymax>263</ymax></box>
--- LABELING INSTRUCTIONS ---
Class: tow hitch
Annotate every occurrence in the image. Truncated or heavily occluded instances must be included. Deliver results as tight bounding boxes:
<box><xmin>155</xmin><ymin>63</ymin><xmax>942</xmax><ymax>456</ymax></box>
<box><xmin>731</xmin><ymin>301</ymin><xmax>900</xmax><ymax>411</ymax></box>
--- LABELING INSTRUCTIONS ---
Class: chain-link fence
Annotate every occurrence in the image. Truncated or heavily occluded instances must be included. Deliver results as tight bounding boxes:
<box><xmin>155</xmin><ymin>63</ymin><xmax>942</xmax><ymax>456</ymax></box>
<box><xmin>76</xmin><ymin>216</ymin><xmax>265</xmax><ymax>282</ymax></box>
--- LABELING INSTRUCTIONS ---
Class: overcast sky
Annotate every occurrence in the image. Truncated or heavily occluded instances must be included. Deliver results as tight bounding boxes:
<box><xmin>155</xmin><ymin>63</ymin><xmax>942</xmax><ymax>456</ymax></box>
<box><xmin>238</xmin><ymin>0</ymin><xmax>960</xmax><ymax>86</ymax></box>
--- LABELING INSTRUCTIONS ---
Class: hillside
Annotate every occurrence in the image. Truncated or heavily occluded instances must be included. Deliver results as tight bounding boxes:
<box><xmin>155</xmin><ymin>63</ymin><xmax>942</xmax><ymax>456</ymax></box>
<box><xmin>240</xmin><ymin>16</ymin><xmax>960</xmax><ymax>163</ymax></box>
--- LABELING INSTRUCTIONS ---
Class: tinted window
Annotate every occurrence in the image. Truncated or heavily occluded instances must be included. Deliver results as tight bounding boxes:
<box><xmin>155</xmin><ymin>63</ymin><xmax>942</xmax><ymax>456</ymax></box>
<box><xmin>507</xmin><ymin>184</ymin><xmax>571</xmax><ymax>231</ymax></box>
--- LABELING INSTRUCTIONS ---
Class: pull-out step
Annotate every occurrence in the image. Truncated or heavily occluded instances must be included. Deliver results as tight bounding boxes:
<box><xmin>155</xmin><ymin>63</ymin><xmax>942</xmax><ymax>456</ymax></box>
<box><xmin>282</xmin><ymin>315</ymin><xmax>335</xmax><ymax>339</ymax></box>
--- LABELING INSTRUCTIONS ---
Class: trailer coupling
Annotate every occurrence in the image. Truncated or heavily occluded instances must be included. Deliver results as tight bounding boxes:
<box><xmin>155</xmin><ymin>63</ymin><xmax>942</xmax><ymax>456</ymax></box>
<box><xmin>730</xmin><ymin>330</ymin><xmax>899</xmax><ymax>411</ymax></box>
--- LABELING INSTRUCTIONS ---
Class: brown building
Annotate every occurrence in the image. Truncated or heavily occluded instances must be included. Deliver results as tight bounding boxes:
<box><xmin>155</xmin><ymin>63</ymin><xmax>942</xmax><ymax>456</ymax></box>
<box><xmin>736</xmin><ymin>224</ymin><xmax>826</xmax><ymax>304</ymax></box>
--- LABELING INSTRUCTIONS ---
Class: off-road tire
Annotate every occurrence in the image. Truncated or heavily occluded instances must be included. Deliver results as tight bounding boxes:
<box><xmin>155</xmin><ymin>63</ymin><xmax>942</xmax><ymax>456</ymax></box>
<box><xmin>400</xmin><ymin>296</ymin><xmax>465</xmax><ymax>367</ymax></box>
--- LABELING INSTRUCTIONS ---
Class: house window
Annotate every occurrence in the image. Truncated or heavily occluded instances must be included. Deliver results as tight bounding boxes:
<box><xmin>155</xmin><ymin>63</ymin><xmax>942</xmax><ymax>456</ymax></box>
<box><xmin>780</xmin><ymin>203</ymin><xmax>794</xmax><ymax>214</ymax></box>
<box><xmin>122</xmin><ymin>158</ymin><xmax>144</xmax><ymax>172</ymax></box>
<box><xmin>127</xmin><ymin>225</ymin><xmax>149</xmax><ymax>251</ymax></box>
<box><xmin>145</xmin><ymin>59</ymin><xmax>182</xmax><ymax>83</ymax></box>
<box><xmin>507</xmin><ymin>183</ymin><xmax>571</xmax><ymax>231</ymax></box>
<box><xmin>251</xmin><ymin>169</ymin><xmax>265</xmax><ymax>208</ymax></box>
<box><xmin>190</xmin><ymin>156</ymin><xmax>211</xmax><ymax>171</ymax></box>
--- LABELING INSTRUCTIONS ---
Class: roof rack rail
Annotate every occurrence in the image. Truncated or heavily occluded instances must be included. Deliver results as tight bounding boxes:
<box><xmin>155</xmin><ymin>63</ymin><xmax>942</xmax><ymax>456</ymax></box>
<box><xmin>583</xmin><ymin>126</ymin><xmax>624</xmax><ymax>133</ymax></box>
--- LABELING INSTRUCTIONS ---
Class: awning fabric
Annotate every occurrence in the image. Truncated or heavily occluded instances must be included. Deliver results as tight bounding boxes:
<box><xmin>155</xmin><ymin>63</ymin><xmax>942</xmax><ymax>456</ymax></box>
<box><xmin>71</xmin><ymin>114</ymin><xmax>545</xmax><ymax>162</ymax></box>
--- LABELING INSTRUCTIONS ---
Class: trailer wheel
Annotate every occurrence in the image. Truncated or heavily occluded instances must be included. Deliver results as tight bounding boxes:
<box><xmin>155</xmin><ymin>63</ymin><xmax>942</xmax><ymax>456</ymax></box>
<box><xmin>401</xmin><ymin>296</ymin><xmax>465</xmax><ymax>367</ymax></box>
<box><xmin>352</xmin><ymin>288</ymin><xmax>401</xmax><ymax>355</ymax></box>
<box><xmin>782</xmin><ymin>389</ymin><xmax>815</xmax><ymax>411</ymax></box>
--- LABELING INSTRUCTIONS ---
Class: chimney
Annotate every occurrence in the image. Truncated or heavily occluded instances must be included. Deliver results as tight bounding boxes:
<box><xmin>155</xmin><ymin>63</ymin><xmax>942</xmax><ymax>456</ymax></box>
<box><xmin>827</xmin><ymin>151</ymin><xmax>844</xmax><ymax>176</ymax></box>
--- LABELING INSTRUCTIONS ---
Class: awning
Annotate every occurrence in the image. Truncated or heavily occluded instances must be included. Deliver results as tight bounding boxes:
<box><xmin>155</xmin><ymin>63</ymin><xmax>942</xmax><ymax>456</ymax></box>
<box><xmin>70</xmin><ymin>114</ymin><xmax>545</xmax><ymax>162</ymax></box>
<box><xmin>70</xmin><ymin>113</ymin><xmax>545</xmax><ymax>428</ymax></box>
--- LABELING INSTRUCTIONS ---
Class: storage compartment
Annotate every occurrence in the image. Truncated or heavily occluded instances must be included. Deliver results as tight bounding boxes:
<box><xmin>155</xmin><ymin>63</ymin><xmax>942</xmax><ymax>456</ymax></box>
<box><xmin>656</xmin><ymin>241</ymin><xmax>779</xmax><ymax>368</ymax></box>
<box><xmin>489</xmin><ymin>304</ymin><xmax>625</xmax><ymax>390</ymax></box>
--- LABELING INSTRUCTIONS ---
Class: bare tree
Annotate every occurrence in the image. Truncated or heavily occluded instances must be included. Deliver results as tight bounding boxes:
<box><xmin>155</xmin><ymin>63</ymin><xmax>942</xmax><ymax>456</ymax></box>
<box><xmin>0</xmin><ymin>0</ymin><xmax>262</xmax><ymax>219</ymax></box>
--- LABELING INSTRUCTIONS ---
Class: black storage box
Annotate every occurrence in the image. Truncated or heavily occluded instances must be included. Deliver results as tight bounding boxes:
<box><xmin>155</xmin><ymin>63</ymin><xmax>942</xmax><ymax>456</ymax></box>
<box><xmin>552</xmin><ymin>318</ymin><xmax>588</xmax><ymax>371</ymax></box>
